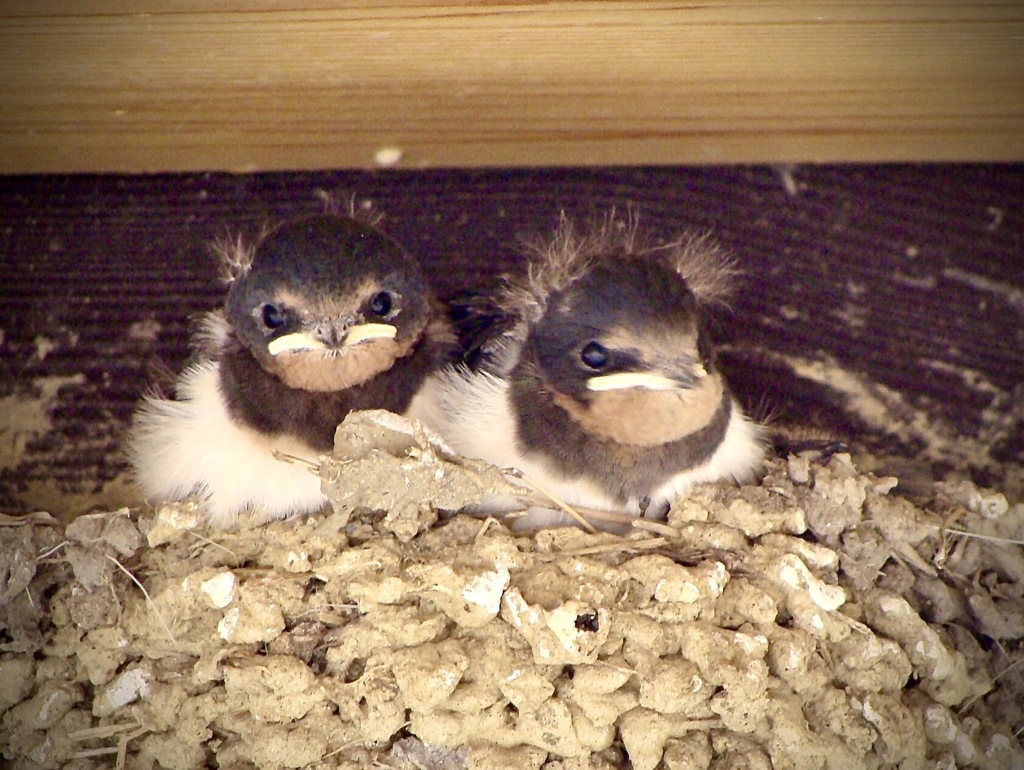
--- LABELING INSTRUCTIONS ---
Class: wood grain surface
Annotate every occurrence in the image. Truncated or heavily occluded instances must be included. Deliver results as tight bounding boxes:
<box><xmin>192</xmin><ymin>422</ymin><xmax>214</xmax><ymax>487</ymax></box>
<box><xmin>1</xmin><ymin>2</ymin><xmax>1023</xmax><ymax>173</ymax></box>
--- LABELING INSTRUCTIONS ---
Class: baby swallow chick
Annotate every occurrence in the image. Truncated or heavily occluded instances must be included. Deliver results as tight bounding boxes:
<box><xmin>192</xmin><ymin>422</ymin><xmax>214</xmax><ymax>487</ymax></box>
<box><xmin>409</xmin><ymin>215</ymin><xmax>765</xmax><ymax>527</ymax></box>
<box><xmin>129</xmin><ymin>212</ymin><xmax>453</xmax><ymax>527</ymax></box>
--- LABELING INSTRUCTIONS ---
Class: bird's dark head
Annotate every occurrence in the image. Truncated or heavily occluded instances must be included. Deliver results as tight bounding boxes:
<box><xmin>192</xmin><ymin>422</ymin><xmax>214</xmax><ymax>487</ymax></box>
<box><xmin>525</xmin><ymin>255</ymin><xmax>726</xmax><ymax>446</ymax></box>
<box><xmin>225</xmin><ymin>214</ymin><xmax>432</xmax><ymax>391</ymax></box>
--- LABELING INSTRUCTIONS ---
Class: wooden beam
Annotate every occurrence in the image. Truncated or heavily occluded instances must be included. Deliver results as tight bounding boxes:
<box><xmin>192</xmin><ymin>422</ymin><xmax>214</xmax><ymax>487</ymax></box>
<box><xmin>1</xmin><ymin>2</ymin><xmax>1022</xmax><ymax>173</ymax></box>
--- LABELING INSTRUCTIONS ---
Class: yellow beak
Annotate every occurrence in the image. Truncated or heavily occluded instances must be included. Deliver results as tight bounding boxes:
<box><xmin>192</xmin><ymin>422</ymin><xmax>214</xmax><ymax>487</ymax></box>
<box><xmin>267</xmin><ymin>323</ymin><xmax>397</xmax><ymax>356</ymax></box>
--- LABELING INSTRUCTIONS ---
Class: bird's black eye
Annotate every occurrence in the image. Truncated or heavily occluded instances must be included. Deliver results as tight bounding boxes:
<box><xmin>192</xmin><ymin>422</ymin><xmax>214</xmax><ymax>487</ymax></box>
<box><xmin>369</xmin><ymin>290</ymin><xmax>393</xmax><ymax>317</ymax></box>
<box><xmin>261</xmin><ymin>303</ymin><xmax>285</xmax><ymax>330</ymax></box>
<box><xmin>580</xmin><ymin>342</ymin><xmax>609</xmax><ymax>369</ymax></box>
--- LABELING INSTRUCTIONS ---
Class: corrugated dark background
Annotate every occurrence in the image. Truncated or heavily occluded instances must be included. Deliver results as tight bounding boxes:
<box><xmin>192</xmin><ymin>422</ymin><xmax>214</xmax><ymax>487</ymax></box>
<box><xmin>2</xmin><ymin>165</ymin><xmax>1022</xmax><ymax>516</ymax></box>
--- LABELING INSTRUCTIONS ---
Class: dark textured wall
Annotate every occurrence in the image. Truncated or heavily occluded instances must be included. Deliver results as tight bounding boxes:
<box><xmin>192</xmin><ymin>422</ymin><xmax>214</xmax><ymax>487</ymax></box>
<box><xmin>2</xmin><ymin>166</ymin><xmax>1022</xmax><ymax>515</ymax></box>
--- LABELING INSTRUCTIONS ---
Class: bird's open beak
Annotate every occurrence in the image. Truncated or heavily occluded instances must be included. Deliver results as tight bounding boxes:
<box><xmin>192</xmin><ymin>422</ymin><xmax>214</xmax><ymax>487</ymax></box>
<box><xmin>267</xmin><ymin>323</ymin><xmax>397</xmax><ymax>356</ymax></box>
<box><xmin>586</xmin><ymin>362</ymin><xmax>707</xmax><ymax>392</ymax></box>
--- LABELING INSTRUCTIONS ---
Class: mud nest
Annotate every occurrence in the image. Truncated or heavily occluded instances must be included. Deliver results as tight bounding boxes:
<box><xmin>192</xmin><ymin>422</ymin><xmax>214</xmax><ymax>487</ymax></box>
<box><xmin>2</xmin><ymin>411</ymin><xmax>1023</xmax><ymax>770</ymax></box>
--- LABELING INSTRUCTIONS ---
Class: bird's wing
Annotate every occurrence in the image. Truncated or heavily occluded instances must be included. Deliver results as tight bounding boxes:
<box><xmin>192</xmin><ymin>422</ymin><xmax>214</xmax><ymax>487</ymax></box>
<box><xmin>447</xmin><ymin>280</ymin><xmax>527</xmax><ymax>377</ymax></box>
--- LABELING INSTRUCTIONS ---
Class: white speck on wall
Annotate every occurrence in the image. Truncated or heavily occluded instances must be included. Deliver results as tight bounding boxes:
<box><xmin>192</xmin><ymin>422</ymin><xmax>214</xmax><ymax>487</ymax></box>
<box><xmin>128</xmin><ymin>318</ymin><xmax>162</xmax><ymax>342</ymax></box>
<box><xmin>735</xmin><ymin>633</ymin><xmax>768</xmax><ymax>656</ymax></box>
<box><xmin>286</xmin><ymin>550</ymin><xmax>310</xmax><ymax>569</ymax></box>
<box><xmin>774</xmin><ymin>164</ymin><xmax>800</xmax><ymax>197</ymax></box>
<box><xmin>201</xmin><ymin>571</ymin><xmax>237</xmax><ymax>609</ymax></box>
<box><xmin>374</xmin><ymin>147</ymin><xmax>403</xmax><ymax>166</ymax></box>
<box><xmin>777</xmin><ymin>555</ymin><xmax>846</xmax><ymax>611</ymax></box>
<box><xmin>893</xmin><ymin>271</ymin><xmax>937</xmax><ymax>290</ymax></box>
<box><xmin>955</xmin><ymin>732</ymin><xmax>980</xmax><ymax>763</ymax></box>
<box><xmin>861</xmin><ymin>699</ymin><xmax>881</xmax><ymax>724</ymax></box>
<box><xmin>833</xmin><ymin>300</ymin><xmax>868</xmax><ymax>330</ymax></box>
<box><xmin>36</xmin><ymin>690</ymin><xmax>62</xmax><ymax>724</ymax></box>
<box><xmin>462</xmin><ymin>566</ymin><xmax>509</xmax><ymax>615</ymax></box>
<box><xmin>986</xmin><ymin>206</ymin><xmax>1004</xmax><ymax>231</ymax></box>
<box><xmin>846</xmin><ymin>280</ymin><xmax>868</xmax><ymax>299</ymax></box>
<box><xmin>942</xmin><ymin>267</ymin><xmax>1024</xmax><ymax>313</ymax></box>
<box><xmin>218</xmin><ymin>606</ymin><xmax>240</xmax><ymax>639</ymax></box>
<box><xmin>33</xmin><ymin>336</ymin><xmax>58</xmax><ymax>361</ymax></box>
<box><xmin>0</xmin><ymin>374</ymin><xmax>85</xmax><ymax>472</ymax></box>
<box><xmin>102</xmin><ymin>668</ymin><xmax>151</xmax><ymax>711</ymax></box>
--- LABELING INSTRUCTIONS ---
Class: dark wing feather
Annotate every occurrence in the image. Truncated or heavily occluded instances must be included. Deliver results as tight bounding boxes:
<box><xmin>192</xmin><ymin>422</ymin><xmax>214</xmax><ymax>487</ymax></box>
<box><xmin>446</xmin><ymin>279</ymin><xmax>524</xmax><ymax>375</ymax></box>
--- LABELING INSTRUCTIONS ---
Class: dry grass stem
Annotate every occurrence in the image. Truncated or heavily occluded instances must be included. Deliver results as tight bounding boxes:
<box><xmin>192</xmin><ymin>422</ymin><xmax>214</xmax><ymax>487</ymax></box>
<box><xmin>105</xmin><ymin>554</ymin><xmax>177</xmax><ymax>645</ymax></box>
<box><xmin>935</xmin><ymin>525</ymin><xmax>1024</xmax><ymax>548</ymax></box>
<box><xmin>515</xmin><ymin>473</ymin><xmax>598</xmax><ymax>534</ymax></box>
<box><xmin>271</xmin><ymin>450</ymin><xmax>320</xmax><ymax>473</ymax></box>
<box><xmin>36</xmin><ymin>539</ymin><xmax>70</xmax><ymax>561</ymax></box>
<box><xmin>558</xmin><ymin>537</ymin><xmax>668</xmax><ymax>556</ymax></box>
<box><xmin>69</xmin><ymin>721</ymin><xmax>143</xmax><ymax>742</ymax></box>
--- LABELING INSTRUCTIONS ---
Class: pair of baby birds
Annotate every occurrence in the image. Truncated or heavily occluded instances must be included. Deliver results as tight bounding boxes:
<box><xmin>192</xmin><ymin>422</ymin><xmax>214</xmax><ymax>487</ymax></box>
<box><xmin>129</xmin><ymin>209</ymin><xmax>765</xmax><ymax>529</ymax></box>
